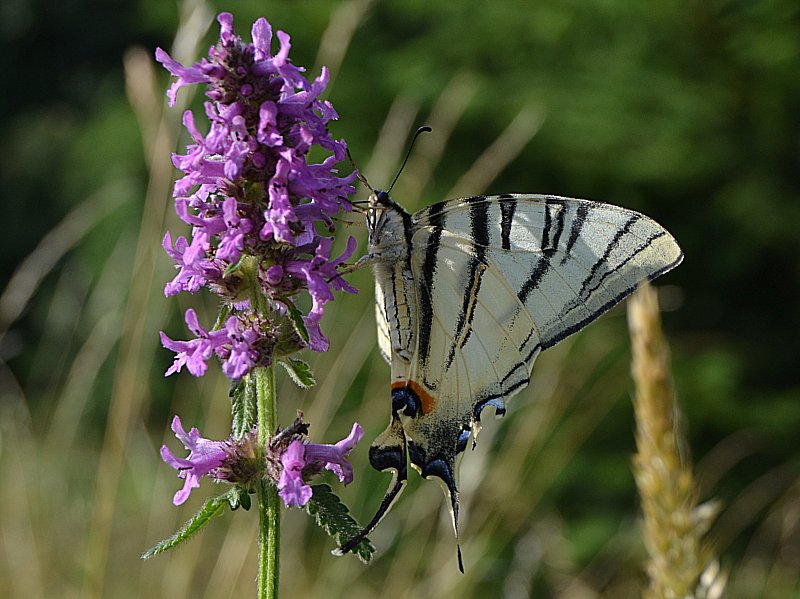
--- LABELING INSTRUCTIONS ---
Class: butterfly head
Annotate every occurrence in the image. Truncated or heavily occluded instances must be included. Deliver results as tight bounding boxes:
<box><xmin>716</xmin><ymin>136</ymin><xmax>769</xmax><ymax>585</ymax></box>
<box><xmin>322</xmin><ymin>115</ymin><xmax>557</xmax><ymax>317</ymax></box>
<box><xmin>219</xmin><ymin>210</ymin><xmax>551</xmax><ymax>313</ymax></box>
<box><xmin>366</xmin><ymin>190</ymin><xmax>409</xmax><ymax>250</ymax></box>
<box><xmin>356</xmin><ymin>126</ymin><xmax>432</xmax><ymax>250</ymax></box>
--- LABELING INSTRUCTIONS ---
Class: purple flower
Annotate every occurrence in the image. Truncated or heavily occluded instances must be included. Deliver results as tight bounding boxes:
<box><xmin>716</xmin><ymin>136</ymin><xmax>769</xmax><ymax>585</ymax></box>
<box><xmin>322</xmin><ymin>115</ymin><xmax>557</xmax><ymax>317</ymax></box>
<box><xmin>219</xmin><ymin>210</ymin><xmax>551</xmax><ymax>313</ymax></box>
<box><xmin>285</xmin><ymin>236</ymin><xmax>358</xmax><ymax>351</ymax></box>
<box><xmin>160</xmin><ymin>416</ymin><xmax>230</xmax><ymax>505</ymax></box>
<box><xmin>160</xmin><ymin>309</ymin><xmax>229</xmax><ymax>377</ymax></box>
<box><xmin>154</xmin><ymin>48</ymin><xmax>210</xmax><ymax>107</ymax></box>
<box><xmin>157</xmin><ymin>12</ymin><xmax>358</xmax><ymax>379</ymax></box>
<box><xmin>161</xmin><ymin>416</ymin><xmax>260</xmax><ymax>506</ymax></box>
<box><xmin>216</xmin><ymin>197</ymin><xmax>253</xmax><ymax>263</ymax></box>
<box><xmin>220</xmin><ymin>316</ymin><xmax>260</xmax><ymax>379</ymax></box>
<box><xmin>277</xmin><ymin>441</ymin><xmax>312</xmax><ymax>507</ymax></box>
<box><xmin>305</xmin><ymin>422</ymin><xmax>364</xmax><ymax>484</ymax></box>
<box><xmin>277</xmin><ymin>423</ymin><xmax>364</xmax><ymax>507</ymax></box>
<box><xmin>161</xmin><ymin>310</ymin><xmax>265</xmax><ymax>381</ymax></box>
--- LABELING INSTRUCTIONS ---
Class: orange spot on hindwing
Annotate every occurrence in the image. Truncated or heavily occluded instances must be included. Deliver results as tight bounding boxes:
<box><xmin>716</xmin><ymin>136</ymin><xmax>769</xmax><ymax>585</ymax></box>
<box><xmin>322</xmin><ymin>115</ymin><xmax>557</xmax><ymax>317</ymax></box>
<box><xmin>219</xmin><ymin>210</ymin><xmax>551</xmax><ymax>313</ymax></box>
<box><xmin>391</xmin><ymin>380</ymin><xmax>436</xmax><ymax>416</ymax></box>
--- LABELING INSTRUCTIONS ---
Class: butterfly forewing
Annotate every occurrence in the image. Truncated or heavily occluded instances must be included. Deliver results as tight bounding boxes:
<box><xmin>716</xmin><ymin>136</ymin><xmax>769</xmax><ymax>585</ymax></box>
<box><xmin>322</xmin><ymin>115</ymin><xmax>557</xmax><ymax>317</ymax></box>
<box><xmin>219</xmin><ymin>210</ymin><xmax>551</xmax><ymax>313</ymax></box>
<box><xmin>413</xmin><ymin>194</ymin><xmax>683</xmax><ymax>350</ymax></box>
<box><xmin>410</xmin><ymin>232</ymin><xmax>538</xmax><ymax>415</ymax></box>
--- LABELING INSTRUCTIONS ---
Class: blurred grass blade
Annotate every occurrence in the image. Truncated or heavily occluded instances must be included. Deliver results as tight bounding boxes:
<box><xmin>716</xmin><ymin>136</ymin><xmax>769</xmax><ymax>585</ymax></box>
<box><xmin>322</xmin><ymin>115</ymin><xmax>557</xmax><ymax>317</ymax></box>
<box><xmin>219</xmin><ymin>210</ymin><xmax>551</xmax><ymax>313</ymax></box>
<box><xmin>398</xmin><ymin>71</ymin><xmax>477</xmax><ymax>201</ymax></box>
<box><xmin>124</xmin><ymin>46</ymin><xmax>161</xmax><ymax>158</ymax></box>
<box><xmin>628</xmin><ymin>283</ymin><xmax>726</xmax><ymax>599</ymax></box>
<box><xmin>82</xmin><ymin>2</ymin><xmax>213</xmax><ymax>596</ymax></box>
<box><xmin>314</xmin><ymin>0</ymin><xmax>375</xmax><ymax>83</ymax></box>
<box><xmin>364</xmin><ymin>94</ymin><xmax>420</xmax><ymax>188</ymax></box>
<box><xmin>0</xmin><ymin>183</ymin><xmax>126</xmax><ymax>339</ymax></box>
<box><xmin>447</xmin><ymin>106</ymin><xmax>544</xmax><ymax>198</ymax></box>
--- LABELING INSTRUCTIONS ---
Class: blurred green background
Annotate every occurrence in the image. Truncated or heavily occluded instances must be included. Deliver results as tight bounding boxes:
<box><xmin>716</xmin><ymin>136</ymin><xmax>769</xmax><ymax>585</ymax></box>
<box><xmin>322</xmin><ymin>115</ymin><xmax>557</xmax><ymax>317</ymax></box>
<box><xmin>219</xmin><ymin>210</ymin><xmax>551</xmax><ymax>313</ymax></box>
<box><xmin>1</xmin><ymin>0</ymin><xmax>799</xmax><ymax>597</ymax></box>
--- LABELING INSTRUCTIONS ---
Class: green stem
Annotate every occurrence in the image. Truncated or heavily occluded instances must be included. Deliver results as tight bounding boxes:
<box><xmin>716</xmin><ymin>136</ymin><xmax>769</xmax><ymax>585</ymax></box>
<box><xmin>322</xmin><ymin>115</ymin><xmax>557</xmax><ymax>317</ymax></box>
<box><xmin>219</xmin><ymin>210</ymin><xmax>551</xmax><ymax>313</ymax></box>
<box><xmin>256</xmin><ymin>366</ymin><xmax>279</xmax><ymax>599</ymax></box>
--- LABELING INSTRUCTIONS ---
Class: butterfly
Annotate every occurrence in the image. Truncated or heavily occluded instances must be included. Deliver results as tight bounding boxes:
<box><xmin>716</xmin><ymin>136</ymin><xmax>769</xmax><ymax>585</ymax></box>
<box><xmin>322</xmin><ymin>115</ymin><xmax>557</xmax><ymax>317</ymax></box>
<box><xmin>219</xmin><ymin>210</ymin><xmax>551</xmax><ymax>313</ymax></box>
<box><xmin>336</xmin><ymin>154</ymin><xmax>683</xmax><ymax>569</ymax></box>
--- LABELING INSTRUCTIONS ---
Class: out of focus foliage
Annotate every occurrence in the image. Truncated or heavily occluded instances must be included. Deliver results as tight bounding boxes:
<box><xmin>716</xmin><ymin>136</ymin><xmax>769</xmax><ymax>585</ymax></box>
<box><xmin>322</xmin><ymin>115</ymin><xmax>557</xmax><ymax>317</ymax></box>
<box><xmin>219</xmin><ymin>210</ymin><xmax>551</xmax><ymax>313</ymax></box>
<box><xmin>1</xmin><ymin>0</ymin><xmax>798</xmax><ymax>597</ymax></box>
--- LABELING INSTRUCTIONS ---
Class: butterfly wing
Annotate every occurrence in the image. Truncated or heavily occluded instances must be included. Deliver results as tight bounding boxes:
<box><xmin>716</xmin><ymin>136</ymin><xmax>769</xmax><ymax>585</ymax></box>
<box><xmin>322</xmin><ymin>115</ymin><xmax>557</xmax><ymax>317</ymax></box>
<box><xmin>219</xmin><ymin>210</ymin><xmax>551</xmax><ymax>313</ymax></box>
<box><xmin>395</xmin><ymin>230</ymin><xmax>539</xmax><ymax>566</ymax></box>
<box><xmin>399</xmin><ymin>193</ymin><xmax>682</xmax><ymax>545</ymax></box>
<box><xmin>414</xmin><ymin>194</ymin><xmax>683</xmax><ymax>352</ymax></box>
<box><xmin>341</xmin><ymin>193</ymin><xmax>682</xmax><ymax>563</ymax></box>
<box><xmin>374</xmin><ymin>279</ymin><xmax>393</xmax><ymax>364</ymax></box>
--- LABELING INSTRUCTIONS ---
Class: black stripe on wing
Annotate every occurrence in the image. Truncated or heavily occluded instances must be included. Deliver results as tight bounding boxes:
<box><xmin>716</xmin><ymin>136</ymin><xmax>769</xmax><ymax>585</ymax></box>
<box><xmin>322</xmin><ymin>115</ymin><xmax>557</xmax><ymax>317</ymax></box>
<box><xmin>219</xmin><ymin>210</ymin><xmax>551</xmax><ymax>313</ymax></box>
<box><xmin>561</xmin><ymin>201</ymin><xmax>591</xmax><ymax>264</ymax></box>
<box><xmin>543</xmin><ymin>244</ymin><xmax>684</xmax><ymax>349</ymax></box>
<box><xmin>575</xmin><ymin>213</ymin><xmax>640</xmax><ymax>302</ymax></box>
<box><xmin>517</xmin><ymin>256</ymin><xmax>551</xmax><ymax>305</ymax></box>
<box><xmin>517</xmin><ymin>198</ymin><xmax>570</xmax><ymax>304</ymax></box>
<box><xmin>417</xmin><ymin>201</ymin><xmax>446</xmax><ymax>384</ymax></box>
<box><xmin>542</xmin><ymin>197</ymin><xmax>567</xmax><ymax>254</ymax></box>
<box><xmin>499</xmin><ymin>194</ymin><xmax>517</xmax><ymax>251</ymax></box>
<box><xmin>445</xmin><ymin>197</ymin><xmax>490</xmax><ymax>370</ymax></box>
<box><xmin>579</xmin><ymin>229</ymin><xmax>667</xmax><ymax>304</ymax></box>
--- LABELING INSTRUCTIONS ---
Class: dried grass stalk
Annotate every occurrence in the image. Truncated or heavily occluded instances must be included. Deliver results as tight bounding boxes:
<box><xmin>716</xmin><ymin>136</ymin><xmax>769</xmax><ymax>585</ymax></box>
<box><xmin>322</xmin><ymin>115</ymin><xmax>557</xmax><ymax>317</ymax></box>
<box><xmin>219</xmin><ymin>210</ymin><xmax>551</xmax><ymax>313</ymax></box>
<box><xmin>627</xmin><ymin>283</ymin><xmax>727</xmax><ymax>599</ymax></box>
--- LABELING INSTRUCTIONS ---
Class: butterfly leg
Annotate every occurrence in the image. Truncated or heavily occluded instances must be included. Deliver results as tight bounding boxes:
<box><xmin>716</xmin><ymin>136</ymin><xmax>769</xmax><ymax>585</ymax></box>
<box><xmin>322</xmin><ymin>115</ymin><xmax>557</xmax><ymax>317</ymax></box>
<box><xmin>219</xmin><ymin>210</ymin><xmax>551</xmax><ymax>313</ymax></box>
<box><xmin>335</xmin><ymin>252</ymin><xmax>381</xmax><ymax>276</ymax></box>
<box><xmin>335</xmin><ymin>415</ymin><xmax>408</xmax><ymax>556</ymax></box>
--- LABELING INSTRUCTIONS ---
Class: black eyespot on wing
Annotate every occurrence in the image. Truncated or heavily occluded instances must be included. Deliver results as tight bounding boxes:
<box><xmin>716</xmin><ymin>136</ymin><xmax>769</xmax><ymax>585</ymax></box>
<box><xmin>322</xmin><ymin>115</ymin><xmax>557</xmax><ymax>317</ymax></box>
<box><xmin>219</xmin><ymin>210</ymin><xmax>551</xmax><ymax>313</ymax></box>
<box><xmin>392</xmin><ymin>386</ymin><xmax>421</xmax><ymax>418</ymax></box>
<box><xmin>369</xmin><ymin>443</ymin><xmax>406</xmax><ymax>474</ymax></box>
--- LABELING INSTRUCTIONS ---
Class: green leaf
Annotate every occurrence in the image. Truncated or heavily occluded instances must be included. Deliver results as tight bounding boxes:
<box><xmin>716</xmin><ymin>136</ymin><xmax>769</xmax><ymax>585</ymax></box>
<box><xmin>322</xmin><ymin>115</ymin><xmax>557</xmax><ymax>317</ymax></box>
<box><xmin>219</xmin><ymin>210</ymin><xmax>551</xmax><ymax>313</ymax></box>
<box><xmin>230</xmin><ymin>374</ymin><xmax>257</xmax><ymax>439</ymax></box>
<box><xmin>305</xmin><ymin>484</ymin><xmax>375</xmax><ymax>564</ymax></box>
<box><xmin>142</xmin><ymin>490</ymin><xmax>233</xmax><ymax>559</ymax></box>
<box><xmin>222</xmin><ymin>254</ymin><xmax>246</xmax><ymax>278</ymax></box>
<box><xmin>283</xmin><ymin>298</ymin><xmax>310</xmax><ymax>344</ymax></box>
<box><xmin>278</xmin><ymin>358</ymin><xmax>316</xmax><ymax>388</ymax></box>
<box><xmin>227</xmin><ymin>485</ymin><xmax>251</xmax><ymax>511</ymax></box>
<box><xmin>212</xmin><ymin>303</ymin><xmax>232</xmax><ymax>331</ymax></box>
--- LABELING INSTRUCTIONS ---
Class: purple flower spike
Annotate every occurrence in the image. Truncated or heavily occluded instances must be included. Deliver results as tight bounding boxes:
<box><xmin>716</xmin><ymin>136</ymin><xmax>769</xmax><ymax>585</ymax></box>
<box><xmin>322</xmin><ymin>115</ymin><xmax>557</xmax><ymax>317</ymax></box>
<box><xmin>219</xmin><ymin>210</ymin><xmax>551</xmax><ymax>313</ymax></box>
<box><xmin>157</xmin><ymin>12</ymin><xmax>358</xmax><ymax>380</ymax></box>
<box><xmin>161</xmin><ymin>416</ymin><xmax>228</xmax><ymax>505</ymax></box>
<box><xmin>276</xmin><ymin>423</ymin><xmax>364</xmax><ymax>508</ymax></box>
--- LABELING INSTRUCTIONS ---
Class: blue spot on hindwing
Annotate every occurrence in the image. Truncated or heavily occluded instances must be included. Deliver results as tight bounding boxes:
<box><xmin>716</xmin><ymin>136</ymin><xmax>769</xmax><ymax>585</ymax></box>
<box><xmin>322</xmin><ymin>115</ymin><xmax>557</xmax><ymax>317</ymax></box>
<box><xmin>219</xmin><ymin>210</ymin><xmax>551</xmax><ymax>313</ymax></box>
<box><xmin>392</xmin><ymin>386</ymin><xmax>421</xmax><ymax>418</ymax></box>
<box><xmin>474</xmin><ymin>397</ymin><xmax>506</xmax><ymax>421</ymax></box>
<box><xmin>456</xmin><ymin>428</ymin><xmax>471</xmax><ymax>453</ymax></box>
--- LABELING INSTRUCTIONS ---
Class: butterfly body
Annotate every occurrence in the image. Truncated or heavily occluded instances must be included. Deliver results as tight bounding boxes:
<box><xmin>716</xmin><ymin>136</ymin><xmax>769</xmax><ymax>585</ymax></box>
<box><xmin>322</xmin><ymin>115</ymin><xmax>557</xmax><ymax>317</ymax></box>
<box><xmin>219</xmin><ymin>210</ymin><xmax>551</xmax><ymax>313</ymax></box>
<box><xmin>368</xmin><ymin>193</ymin><xmax>417</xmax><ymax>363</ymax></box>
<box><xmin>341</xmin><ymin>191</ymin><xmax>683</xmax><ymax>566</ymax></box>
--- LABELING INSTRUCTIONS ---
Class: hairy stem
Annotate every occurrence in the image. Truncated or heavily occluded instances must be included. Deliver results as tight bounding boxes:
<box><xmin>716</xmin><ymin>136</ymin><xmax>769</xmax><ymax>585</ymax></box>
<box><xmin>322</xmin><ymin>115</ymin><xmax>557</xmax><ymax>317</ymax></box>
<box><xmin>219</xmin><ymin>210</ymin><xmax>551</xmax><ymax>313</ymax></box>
<box><xmin>256</xmin><ymin>365</ymin><xmax>279</xmax><ymax>599</ymax></box>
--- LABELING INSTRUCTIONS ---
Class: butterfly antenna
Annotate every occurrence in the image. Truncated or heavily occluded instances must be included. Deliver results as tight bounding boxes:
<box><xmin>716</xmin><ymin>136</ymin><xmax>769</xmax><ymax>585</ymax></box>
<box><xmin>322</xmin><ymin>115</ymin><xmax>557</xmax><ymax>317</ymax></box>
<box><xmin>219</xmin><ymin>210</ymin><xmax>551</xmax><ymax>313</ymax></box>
<box><xmin>346</xmin><ymin>147</ymin><xmax>375</xmax><ymax>193</ymax></box>
<box><xmin>386</xmin><ymin>125</ymin><xmax>432</xmax><ymax>193</ymax></box>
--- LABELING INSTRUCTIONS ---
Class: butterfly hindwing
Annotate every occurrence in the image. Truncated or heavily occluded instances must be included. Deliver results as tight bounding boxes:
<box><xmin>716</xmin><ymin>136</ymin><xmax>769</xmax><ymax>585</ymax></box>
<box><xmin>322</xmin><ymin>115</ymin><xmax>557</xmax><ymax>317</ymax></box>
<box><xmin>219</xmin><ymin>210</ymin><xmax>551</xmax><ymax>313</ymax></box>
<box><xmin>374</xmin><ymin>279</ymin><xmax>392</xmax><ymax>364</ymax></box>
<box><xmin>391</xmin><ymin>230</ymin><xmax>542</xmax><ymax>556</ymax></box>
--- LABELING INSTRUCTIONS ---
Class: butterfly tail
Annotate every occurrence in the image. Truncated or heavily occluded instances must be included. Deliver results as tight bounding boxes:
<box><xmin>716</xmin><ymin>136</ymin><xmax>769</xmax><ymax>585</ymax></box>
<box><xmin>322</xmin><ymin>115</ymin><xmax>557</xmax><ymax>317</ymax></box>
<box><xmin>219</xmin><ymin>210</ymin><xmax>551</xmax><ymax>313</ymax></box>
<box><xmin>335</xmin><ymin>416</ymin><xmax>408</xmax><ymax>557</ymax></box>
<box><xmin>408</xmin><ymin>438</ymin><xmax>466</xmax><ymax>572</ymax></box>
<box><xmin>450</xmin><ymin>482</ymin><xmax>465</xmax><ymax>573</ymax></box>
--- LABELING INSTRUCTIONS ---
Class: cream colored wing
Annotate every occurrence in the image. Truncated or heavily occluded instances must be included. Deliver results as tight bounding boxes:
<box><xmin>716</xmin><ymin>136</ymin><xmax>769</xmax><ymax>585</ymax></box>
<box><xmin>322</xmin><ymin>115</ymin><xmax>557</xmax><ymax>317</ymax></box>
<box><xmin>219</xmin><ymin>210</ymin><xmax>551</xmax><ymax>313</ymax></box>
<box><xmin>396</xmin><ymin>194</ymin><xmax>682</xmax><ymax>555</ymax></box>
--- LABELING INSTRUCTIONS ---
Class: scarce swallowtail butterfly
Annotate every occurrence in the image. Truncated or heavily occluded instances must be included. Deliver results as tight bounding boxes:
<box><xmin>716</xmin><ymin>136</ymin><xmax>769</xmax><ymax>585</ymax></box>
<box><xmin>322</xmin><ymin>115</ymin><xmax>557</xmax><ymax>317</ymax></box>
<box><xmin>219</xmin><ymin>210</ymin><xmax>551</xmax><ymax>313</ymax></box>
<box><xmin>337</xmin><ymin>136</ymin><xmax>683</xmax><ymax>569</ymax></box>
